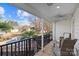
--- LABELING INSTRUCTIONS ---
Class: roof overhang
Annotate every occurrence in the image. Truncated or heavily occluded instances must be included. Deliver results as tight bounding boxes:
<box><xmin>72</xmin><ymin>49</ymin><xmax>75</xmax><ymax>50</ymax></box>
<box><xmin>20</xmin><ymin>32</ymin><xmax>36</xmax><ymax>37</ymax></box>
<box><xmin>11</xmin><ymin>3</ymin><xmax>78</xmax><ymax>22</ymax></box>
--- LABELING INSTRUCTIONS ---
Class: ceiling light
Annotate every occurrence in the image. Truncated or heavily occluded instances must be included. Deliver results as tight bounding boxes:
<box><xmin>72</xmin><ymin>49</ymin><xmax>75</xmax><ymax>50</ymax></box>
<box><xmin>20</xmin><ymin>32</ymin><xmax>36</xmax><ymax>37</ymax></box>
<box><xmin>57</xmin><ymin>6</ymin><xmax>60</xmax><ymax>8</ymax></box>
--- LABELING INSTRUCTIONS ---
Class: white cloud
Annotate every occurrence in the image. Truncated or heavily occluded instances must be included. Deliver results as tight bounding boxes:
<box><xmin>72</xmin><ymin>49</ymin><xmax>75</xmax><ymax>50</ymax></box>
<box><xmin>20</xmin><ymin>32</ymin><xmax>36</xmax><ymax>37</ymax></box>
<box><xmin>19</xmin><ymin>21</ymin><xmax>30</xmax><ymax>26</ymax></box>
<box><xmin>17</xmin><ymin>10</ymin><xmax>22</xmax><ymax>16</ymax></box>
<box><xmin>17</xmin><ymin>10</ymin><xmax>30</xmax><ymax>17</ymax></box>
<box><xmin>19</xmin><ymin>17</ymin><xmax>24</xmax><ymax>19</ymax></box>
<box><xmin>0</xmin><ymin>7</ymin><xmax>5</xmax><ymax>14</ymax></box>
<box><xmin>22</xmin><ymin>11</ymin><xmax>30</xmax><ymax>16</ymax></box>
<box><xmin>1</xmin><ymin>14</ymin><xmax>5</xmax><ymax>18</ymax></box>
<box><xmin>9</xmin><ymin>15</ymin><xmax>11</xmax><ymax>18</ymax></box>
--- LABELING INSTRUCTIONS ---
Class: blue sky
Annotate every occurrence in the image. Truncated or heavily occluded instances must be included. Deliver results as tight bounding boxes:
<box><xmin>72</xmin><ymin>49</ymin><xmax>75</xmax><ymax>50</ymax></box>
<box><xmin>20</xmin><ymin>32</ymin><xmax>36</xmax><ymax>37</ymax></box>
<box><xmin>0</xmin><ymin>3</ymin><xmax>36</xmax><ymax>25</ymax></box>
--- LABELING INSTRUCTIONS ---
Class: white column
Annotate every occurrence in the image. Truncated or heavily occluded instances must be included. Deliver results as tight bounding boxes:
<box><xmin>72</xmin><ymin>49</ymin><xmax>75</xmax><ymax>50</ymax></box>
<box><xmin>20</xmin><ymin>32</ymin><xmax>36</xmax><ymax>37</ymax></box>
<box><xmin>41</xmin><ymin>19</ymin><xmax>44</xmax><ymax>51</ymax></box>
<box><xmin>52</xmin><ymin>22</ymin><xmax>56</xmax><ymax>47</ymax></box>
<box><xmin>71</xmin><ymin>16</ymin><xmax>75</xmax><ymax>39</ymax></box>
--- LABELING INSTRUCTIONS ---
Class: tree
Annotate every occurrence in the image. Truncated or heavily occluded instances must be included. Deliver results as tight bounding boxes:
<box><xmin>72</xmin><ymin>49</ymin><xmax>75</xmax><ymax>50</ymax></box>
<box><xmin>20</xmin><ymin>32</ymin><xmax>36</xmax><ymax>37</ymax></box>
<box><xmin>29</xmin><ymin>17</ymin><xmax>52</xmax><ymax>33</ymax></box>
<box><xmin>6</xmin><ymin>20</ymin><xmax>18</xmax><ymax>26</ymax></box>
<box><xmin>0</xmin><ymin>20</ymin><xmax>18</xmax><ymax>32</ymax></box>
<box><xmin>21</xmin><ymin>29</ymin><xmax>36</xmax><ymax>38</ymax></box>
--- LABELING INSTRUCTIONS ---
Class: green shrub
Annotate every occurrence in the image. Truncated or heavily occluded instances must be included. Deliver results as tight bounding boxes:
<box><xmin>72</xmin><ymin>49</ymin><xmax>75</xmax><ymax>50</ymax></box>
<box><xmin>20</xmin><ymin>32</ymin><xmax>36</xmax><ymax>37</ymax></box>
<box><xmin>21</xmin><ymin>29</ymin><xmax>37</xmax><ymax>38</ymax></box>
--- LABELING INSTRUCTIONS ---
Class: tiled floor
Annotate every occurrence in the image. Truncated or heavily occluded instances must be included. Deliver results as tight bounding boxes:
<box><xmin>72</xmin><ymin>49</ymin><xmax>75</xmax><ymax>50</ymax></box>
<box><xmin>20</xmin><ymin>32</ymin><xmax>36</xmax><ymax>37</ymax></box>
<box><xmin>34</xmin><ymin>41</ymin><xmax>54</xmax><ymax>56</ymax></box>
<box><xmin>53</xmin><ymin>44</ymin><xmax>60</xmax><ymax>56</ymax></box>
<box><xmin>34</xmin><ymin>40</ymin><xmax>61</xmax><ymax>56</ymax></box>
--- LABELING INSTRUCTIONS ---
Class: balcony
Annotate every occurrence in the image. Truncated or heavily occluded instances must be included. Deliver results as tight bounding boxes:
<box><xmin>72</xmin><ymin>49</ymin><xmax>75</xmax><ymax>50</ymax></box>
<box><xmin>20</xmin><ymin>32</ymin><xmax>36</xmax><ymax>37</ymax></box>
<box><xmin>0</xmin><ymin>3</ymin><xmax>79</xmax><ymax>56</ymax></box>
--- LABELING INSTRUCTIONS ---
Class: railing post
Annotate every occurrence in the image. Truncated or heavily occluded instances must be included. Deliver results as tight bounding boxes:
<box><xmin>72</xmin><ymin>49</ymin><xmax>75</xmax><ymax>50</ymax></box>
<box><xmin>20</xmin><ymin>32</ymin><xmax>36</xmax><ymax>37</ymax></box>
<box><xmin>41</xmin><ymin>19</ymin><xmax>44</xmax><ymax>51</ymax></box>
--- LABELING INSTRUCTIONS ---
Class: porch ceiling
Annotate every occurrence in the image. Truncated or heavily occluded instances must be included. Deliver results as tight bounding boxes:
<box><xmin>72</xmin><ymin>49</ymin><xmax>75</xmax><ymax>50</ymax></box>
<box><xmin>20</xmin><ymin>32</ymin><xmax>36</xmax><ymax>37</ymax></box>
<box><xmin>11</xmin><ymin>3</ymin><xmax>78</xmax><ymax>22</ymax></box>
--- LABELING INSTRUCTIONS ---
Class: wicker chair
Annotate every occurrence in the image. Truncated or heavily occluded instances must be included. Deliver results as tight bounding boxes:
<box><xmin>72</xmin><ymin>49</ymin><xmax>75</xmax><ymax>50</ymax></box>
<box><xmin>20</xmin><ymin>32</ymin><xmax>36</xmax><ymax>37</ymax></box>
<box><xmin>60</xmin><ymin>39</ymin><xmax>77</xmax><ymax>56</ymax></box>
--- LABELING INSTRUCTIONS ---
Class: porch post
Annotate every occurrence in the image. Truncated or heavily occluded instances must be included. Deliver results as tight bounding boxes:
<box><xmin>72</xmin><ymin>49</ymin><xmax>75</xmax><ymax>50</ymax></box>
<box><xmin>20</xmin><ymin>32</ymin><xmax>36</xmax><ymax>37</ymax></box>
<box><xmin>71</xmin><ymin>17</ymin><xmax>75</xmax><ymax>39</ymax></box>
<box><xmin>41</xmin><ymin>19</ymin><xmax>44</xmax><ymax>51</ymax></box>
<box><xmin>52</xmin><ymin>22</ymin><xmax>56</xmax><ymax>47</ymax></box>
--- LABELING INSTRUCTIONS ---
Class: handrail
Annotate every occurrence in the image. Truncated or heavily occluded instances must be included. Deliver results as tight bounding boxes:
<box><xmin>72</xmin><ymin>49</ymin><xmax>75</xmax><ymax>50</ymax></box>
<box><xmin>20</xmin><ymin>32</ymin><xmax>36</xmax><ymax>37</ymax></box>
<box><xmin>0</xmin><ymin>38</ymin><xmax>32</xmax><ymax>47</ymax></box>
<box><xmin>0</xmin><ymin>33</ymin><xmax>52</xmax><ymax>56</ymax></box>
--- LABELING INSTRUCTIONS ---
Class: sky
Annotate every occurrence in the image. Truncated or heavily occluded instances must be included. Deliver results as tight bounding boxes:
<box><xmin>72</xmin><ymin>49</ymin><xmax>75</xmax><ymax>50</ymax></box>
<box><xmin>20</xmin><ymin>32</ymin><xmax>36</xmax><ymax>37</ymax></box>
<box><xmin>0</xmin><ymin>3</ymin><xmax>36</xmax><ymax>26</ymax></box>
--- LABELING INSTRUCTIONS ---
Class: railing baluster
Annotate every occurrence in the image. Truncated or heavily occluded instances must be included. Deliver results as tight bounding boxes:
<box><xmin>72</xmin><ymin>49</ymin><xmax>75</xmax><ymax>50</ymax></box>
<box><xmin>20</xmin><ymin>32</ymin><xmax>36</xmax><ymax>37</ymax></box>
<box><xmin>6</xmin><ymin>45</ymin><xmax>8</xmax><ymax>56</ymax></box>
<box><xmin>0</xmin><ymin>46</ymin><xmax>1</xmax><ymax>56</ymax></box>
<box><xmin>31</xmin><ymin>38</ymin><xmax>34</xmax><ymax>56</ymax></box>
<box><xmin>21</xmin><ymin>41</ymin><xmax>23</xmax><ymax>55</ymax></box>
<box><xmin>11</xmin><ymin>43</ymin><xmax>13</xmax><ymax>56</ymax></box>
<box><xmin>31</xmin><ymin>39</ymin><xmax>33</xmax><ymax>55</ymax></box>
<box><xmin>21</xmin><ymin>41</ymin><xmax>23</xmax><ymax>56</ymax></box>
<box><xmin>27</xmin><ymin>40</ymin><xmax>28</xmax><ymax>56</ymax></box>
<box><xmin>0</xmin><ymin>46</ymin><xmax>3</xmax><ymax>56</ymax></box>
<box><xmin>18</xmin><ymin>42</ymin><xmax>20</xmax><ymax>56</ymax></box>
<box><xmin>28</xmin><ymin>39</ymin><xmax>31</xmax><ymax>56</ymax></box>
<box><xmin>22</xmin><ymin>41</ymin><xmax>24</xmax><ymax>55</ymax></box>
<box><xmin>32</xmin><ymin>38</ymin><xmax>36</xmax><ymax>55</ymax></box>
<box><xmin>24</xmin><ymin>40</ymin><xmax>25</xmax><ymax>56</ymax></box>
<box><xmin>36</xmin><ymin>38</ymin><xmax>39</xmax><ymax>52</ymax></box>
<box><xmin>37</xmin><ymin>36</ymin><xmax>41</xmax><ymax>52</ymax></box>
<box><xmin>22</xmin><ymin>41</ymin><xmax>24</xmax><ymax>56</ymax></box>
<box><xmin>25</xmin><ymin>40</ymin><xmax>27</xmax><ymax>56</ymax></box>
<box><xmin>15</xmin><ymin>43</ymin><xmax>17</xmax><ymax>56</ymax></box>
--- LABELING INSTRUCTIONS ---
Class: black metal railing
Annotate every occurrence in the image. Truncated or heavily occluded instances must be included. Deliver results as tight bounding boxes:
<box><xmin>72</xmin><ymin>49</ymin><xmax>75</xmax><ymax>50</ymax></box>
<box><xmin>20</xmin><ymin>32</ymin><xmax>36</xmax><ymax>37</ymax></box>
<box><xmin>0</xmin><ymin>33</ymin><xmax>52</xmax><ymax>56</ymax></box>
